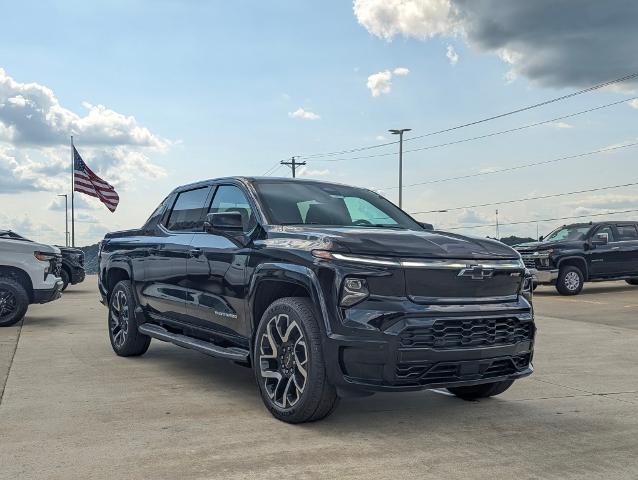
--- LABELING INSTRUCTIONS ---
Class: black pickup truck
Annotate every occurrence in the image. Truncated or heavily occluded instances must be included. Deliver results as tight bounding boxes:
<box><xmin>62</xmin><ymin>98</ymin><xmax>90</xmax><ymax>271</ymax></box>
<box><xmin>57</xmin><ymin>246</ymin><xmax>86</xmax><ymax>291</ymax></box>
<box><xmin>515</xmin><ymin>222</ymin><xmax>638</xmax><ymax>295</ymax></box>
<box><xmin>98</xmin><ymin>177</ymin><xmax>535</xmax><ymax>423</ymax></box>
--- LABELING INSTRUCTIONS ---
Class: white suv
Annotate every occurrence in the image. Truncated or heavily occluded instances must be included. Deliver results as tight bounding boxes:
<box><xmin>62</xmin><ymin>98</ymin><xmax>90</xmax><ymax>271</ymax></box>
<box><xmin>0</xmin><ymin>230</ymin><xmax>64</xmax><ymax>327</ymax></box>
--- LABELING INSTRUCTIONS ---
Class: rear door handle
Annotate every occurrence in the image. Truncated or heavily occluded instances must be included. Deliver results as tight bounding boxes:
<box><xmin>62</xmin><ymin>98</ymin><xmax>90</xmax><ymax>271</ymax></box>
<box><xmin>189</xmin><ymin>248</ymin><xmax>203</xmax><ymax>257</ymax></box>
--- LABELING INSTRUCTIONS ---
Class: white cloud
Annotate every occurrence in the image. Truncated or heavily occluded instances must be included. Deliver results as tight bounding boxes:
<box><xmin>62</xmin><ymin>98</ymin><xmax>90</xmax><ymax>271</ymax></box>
<box><xmin>456</xmin><ymin>209</ymin><xmax>492</xmax><ymax>225</ymax></box>
<box><xmin>288</xmin><ymin>107</ymin><xmax>320</xmax><ymax>120</ymax></box>
<box><xmin>48</xmin><ymin>194</ymin><xmax>98</xmax><ymax>212</ymax></box>
<box><xmin>0</xmin><ymin>67</ymin><xmax>169</xmax><ymax>195</ymax></box>
<box><xmin>0</xmin><ymin>68</ymin><xmax>170</xmax><ymax>149</ymax></box>
<box><xmin>551</xmin><ymin>121</ymin><xmax>573</xmax><ymax>129</ymax></box>
<box><xmin>367</xmin><ymin>67</ymin><xmax>409</xmax><ymax>97</ymax></box>
<box><xmin>297</xmin><ymin>166</ymin><xmax>330</xmax><ymax>178</ymax></box>
<box><xmin>629</xmin><ymin>99</ymin><xmax>638</xmax><ymax>109</ymax></box>
<box><xmin>446</xmin><ymin>45</ymin><xmax>459</xmax><ymax>65</ymax></box>
<box><xmin>354</xmin><ymin>0</ymin><xmax>459</xmax><ymax>40</ymax></box>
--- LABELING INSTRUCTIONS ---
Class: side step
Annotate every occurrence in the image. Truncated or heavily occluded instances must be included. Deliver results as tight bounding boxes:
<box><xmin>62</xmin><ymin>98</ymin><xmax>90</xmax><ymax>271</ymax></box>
<box><xmin>138</xmin><ymin>323</ymin><xmax>249</xmax><ymax>362</ymax></box>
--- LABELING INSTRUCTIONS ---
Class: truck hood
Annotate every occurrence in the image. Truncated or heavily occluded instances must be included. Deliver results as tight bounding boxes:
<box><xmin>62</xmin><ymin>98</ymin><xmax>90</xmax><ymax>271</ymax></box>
<box><xmin>1</xmin><ymin>238</ymin><xmax>60</xmax><ymax>254</ymax></box>
<box><xmin>266</xmin><ymin>226</ymin><xmax>519</xmax><ymax>259</ymax></box>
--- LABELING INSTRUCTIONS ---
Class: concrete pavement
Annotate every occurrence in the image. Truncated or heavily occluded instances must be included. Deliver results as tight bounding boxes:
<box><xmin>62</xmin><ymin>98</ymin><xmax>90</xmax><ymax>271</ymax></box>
<box><xmin>1</xmin><ymin>277</ymin><xmax>637</xmax><ymax>479</ymax></box>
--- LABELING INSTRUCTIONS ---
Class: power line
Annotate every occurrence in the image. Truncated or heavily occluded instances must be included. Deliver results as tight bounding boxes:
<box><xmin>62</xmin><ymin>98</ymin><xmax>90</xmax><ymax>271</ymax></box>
<box><xmin>377</xmin><ymin>141</ymin><xmax>638</xmax><ymax>191</ymax></box>
<box><xmin>313</xmin><ymin>96</ymin><xmax>638</xmax><ymax>163</ymax></box>
<box><xmin>445</xmin><ymin>208</ymin><xmax>638</xmax><ymax>231</ymax></box>
<box><xmin>280</xmin><ymin>156</ymin><xmax>306</xmax><ymax>178</ymax></box>
<box><xmin>411</xmin><ymin>181</ymin><xmax>638</xmax><ymax>215</ymax></box>
<box><xmin>297</xmin><ymin>72</ymin><xmax>638</xmax><ymax>160</ymax></box>
<box><xmin>262</xmin><ymin>161</ymin><xmax>283</xmax><ymax>176</ymax></box>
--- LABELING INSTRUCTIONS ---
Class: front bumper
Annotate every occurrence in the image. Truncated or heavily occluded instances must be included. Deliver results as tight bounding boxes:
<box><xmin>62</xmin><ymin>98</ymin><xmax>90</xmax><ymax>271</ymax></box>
<box><xmin>323</xmin><ymin>300</ymin><xmax>535</xmax><ymax>393</ymax></box>
<box><xmin>32</xmin><ymin>276</ymin><xmax>64</xmax><ymax>304</ymax></box>
<box><xmin>529</xmin><ymin>268</ymin><xmax>559</xmax><ymax>284</ymax></box>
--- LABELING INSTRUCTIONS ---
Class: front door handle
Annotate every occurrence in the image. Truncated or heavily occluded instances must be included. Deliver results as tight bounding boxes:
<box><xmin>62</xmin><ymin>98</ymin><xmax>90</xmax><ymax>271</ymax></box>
<box><xmin>189</xmin><ymin>248</ymin><xmax>203</xmax><ymax>257</ymax></box>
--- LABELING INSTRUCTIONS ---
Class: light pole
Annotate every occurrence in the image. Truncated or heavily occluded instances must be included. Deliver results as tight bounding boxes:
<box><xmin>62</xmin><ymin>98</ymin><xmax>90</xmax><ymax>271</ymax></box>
<box><xmin>389</xmin><ymin>128</ymin><xmax>411</xmax><ymax>208</ymax></box>
<box><xmin>58</xmin><ymin>194</ymin><xmax>69</xmax><ymax>247</ymax></box>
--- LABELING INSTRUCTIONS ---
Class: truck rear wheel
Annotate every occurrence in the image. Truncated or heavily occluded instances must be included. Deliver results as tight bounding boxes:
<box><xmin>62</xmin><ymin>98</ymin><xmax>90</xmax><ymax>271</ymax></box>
<box><xmin>556</xmin><ymin>265</ymin><xmax>584</xmax><ymax>295</ymax></box>
<box><xmin>0</xmin><ymin>277</ymin><xmax>29</xmax><ymax>327</ymax></box>
<box><xmin>447</xmin><ymin>379</ymin><xmax>514</xmax><ymax>400</ymax></box>
<box><xmin>254</xmin><ymin>297</ymin><xmax>339</xmax><ymax>423</ymax></box>
<box><xmin>108</xmin><ymin>280</ymin><xmax>151</xmax><ymax>356</ymax></box>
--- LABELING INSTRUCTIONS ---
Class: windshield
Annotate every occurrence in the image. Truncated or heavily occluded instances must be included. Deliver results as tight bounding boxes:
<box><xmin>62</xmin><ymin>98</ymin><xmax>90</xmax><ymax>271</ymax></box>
<box><xmin>254</xmin><ymin>181</ymin><xmax>423</xmax><ymax>229</ymax></box>
<box><xmin>544</xmin><ymin>226</ymin><xmax>592</xmax><ymax>242</ymax></box>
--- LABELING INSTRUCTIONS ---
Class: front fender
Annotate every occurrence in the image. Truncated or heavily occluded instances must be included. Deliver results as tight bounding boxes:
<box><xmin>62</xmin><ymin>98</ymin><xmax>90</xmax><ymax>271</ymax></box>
<box><xmin>248</xmin><ymin>262</ymin><xmax>332</xmax><ymax>335</ymax></box>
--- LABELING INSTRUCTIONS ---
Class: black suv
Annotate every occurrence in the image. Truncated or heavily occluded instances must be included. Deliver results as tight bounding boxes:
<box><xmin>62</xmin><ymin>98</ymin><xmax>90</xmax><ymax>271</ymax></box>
<box><xmin>515</xmin><ymin>222</ymin><xmax>638</xmax><ymax>295</ymax></box>
<box><xmin>98</xmin><ymin>177</ymin><xmax>535</xmax><ymax>423</ymax></box>
<box><xmin>57</xmin><ymin>246</ymin><xmax>86</xmax><ymax>291</ymax></box>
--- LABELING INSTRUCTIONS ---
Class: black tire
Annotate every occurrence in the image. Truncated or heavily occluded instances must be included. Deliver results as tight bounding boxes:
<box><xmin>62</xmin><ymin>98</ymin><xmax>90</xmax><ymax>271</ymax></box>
<box><xmin>556</xmin><ymin>265</ymin><xmax>584</xmax><ymax>296</ymax></box>
<box><xmin>448</xmin><ymin>379</ymin><xmax>515</xmax><ymax>400</ymax></box>
<box><xmin>0</xmin><ymin>277</ymin><xmax>29</xmax><ymax>327</ymax></box>
<box><xmin>532</xmin><ymin>283</ymin><xmax>538</xmax><ymax>291</ymax></box>
<box><xmin>108</xmin><ymin>280</ymin><xmax>151</xmax><ymax>356</ymax></box>
<box><xmin>626</xmin><ymin>279</ymin><xmax>638</xmax><ymax>286</ymax></box>
<box><xmin>253</xmin><ymin>297</ymin><xmax>339</xmax><ymax>423</ymax></box>
<box><xmin>60</xmin><ymin>268</ymin><xmax>70</xmax><ymax>291</ymax></box>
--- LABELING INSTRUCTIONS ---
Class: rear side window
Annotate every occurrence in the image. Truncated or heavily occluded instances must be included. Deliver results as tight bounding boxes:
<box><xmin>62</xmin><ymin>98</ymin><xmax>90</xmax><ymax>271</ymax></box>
<box><xmin>165</xmin><ymin>187</ymin><xmax>211</xmax><ymax>231</ymax></box>
<box><xmin>616</xmin><ymin>225</ymin><xmax>638</xmax><ymax>240</ymax></box>
<box><xmin>209</xmin><ymin>185</ymin><xmax>255</xmax><ymax>230</ymax></box>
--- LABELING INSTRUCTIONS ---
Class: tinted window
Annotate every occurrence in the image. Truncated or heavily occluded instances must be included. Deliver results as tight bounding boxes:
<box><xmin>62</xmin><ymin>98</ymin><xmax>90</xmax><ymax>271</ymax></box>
<box><xmin>544</xmin><ymin>226</ymin><xmax>592</xmax><ymax>242</ymax></box>
<box><xmin>616</xmin><ymin>225</ymin><xmax>638</xmax><ymax>240</ymax></box>
<box><xmin>254</xmin><ymin>181</ymin><xmax>421</xmax><ymax>229</ymax></box>
<box><xmin>209</xmin><ymin>185</ymin><xmax>255</xmax><ymax>229</ymax></box>
<box><xmin>166</xmin><ymin>187</ymin><xmax>210</xmax><ymax>231</ymax></box>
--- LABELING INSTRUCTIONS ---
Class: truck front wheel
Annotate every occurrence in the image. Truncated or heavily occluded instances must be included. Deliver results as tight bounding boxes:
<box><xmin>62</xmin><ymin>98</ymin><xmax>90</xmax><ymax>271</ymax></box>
<box><xmin>254</xmin><ymin>297</ymin><xmax>339</xmax><ymax>423</ymax></box>
<box><xmin>556</xmin><ymin>265</ymin><xmax>584</xmax><ymax>295</ymax></box>
<box><xmin>0</xmin><ymin>277</ymin><xmax>29</xmax><ymax>327</ymax></box>
<box><xmin>448</xmin><ymin>380</ymin><xmax>514</xmax><ymax>400</ymax></box>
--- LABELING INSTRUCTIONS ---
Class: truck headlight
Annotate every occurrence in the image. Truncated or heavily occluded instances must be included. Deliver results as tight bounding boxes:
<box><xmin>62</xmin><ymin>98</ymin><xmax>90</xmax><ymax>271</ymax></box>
<box><xmin>340</xmin><ymin>277</ymin><xmax>369</xmax><ymax>307</ymax></box>
<box><xmin>34</xmin><ymin>251</ymin><xmax>56</xmax><ymax>261</ymax></box>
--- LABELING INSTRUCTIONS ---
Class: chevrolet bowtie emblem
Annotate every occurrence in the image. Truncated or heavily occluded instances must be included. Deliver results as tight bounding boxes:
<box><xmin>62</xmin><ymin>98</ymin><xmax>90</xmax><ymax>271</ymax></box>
<box><xmin>458</xmin><ymin>265</ymin><xmax>495</xmax><ymax>280</ymax></box>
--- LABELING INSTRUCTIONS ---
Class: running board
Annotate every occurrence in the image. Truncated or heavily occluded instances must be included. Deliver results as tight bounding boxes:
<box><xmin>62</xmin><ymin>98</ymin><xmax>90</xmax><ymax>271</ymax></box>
<box><xmin>138</xmin><ymin>324</ymin><xmax>249</xmax><ymax>362</ymax></box>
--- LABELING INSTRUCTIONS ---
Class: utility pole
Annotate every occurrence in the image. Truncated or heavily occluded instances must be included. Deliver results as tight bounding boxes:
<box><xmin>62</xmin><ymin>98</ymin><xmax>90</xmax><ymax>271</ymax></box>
<box><xmin>389</xmin><ymin>128</ymin><xmax>411</xmax><ymax>208</ymax></box>
<box><xmin>495</xmin><ymin>209</ymin><xmax>500</xmax><ymax>240</ymax></box>
<box><xmin>280</xmin><ymin>156</ymin><xmax>306</xmax><ymax>178</ymax></box>
<box><xmin>57</xmin><ymin>194</ymin><xmax>69</xmax><ymax>247</ymax></box>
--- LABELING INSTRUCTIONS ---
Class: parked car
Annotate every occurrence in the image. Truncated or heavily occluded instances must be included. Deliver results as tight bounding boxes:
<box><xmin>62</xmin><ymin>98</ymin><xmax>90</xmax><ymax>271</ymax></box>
<box><xmin>0</xmin><ymin>230</ymin><xmax>64</xmax><ymax>327</ymax></box>
<box><xmin>515</xmin><ymin>221</ymin><xmax>638</xmax><ymax>295</ymax></box>
<box><xmin>57</xmin><ymin>246</ymin><xmax>86</xmax><ymax>291</ymax></box>
<box><xmin>98</xmin><ymin>177</ymin><xmax>535</xmax><ymax>423</ymax></box>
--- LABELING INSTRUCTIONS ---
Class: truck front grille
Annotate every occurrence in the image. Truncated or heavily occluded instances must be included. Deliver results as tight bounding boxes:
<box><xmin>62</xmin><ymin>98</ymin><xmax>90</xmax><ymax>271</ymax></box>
<box><xmin>395</xmin><ymin>353</ymin><xmax>531</xmax><ymax>384</ymax></box>
<box><xmin>520</xmin><ymin>254</ymin><xmax>537</xmax><ymax>268</ymax></box>
<box><xmin>399</xmin><ymin>317</ymin><xmax>534</xmax><ymax>349</ymax></box>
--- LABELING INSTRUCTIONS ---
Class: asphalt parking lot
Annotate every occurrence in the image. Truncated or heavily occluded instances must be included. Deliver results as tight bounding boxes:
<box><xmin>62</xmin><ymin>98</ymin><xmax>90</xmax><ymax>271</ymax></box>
<box><xmin>1</xmin><ymin>277</ymin><xmax>637</xmax><ymax>479</ymax></box>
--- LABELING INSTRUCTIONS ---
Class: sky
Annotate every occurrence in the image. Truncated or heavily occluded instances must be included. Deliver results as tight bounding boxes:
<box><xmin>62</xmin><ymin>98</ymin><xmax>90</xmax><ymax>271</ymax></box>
<box><xmin>1</xmin><ymin>0</ymin><xmax>638</xmax><ymax>246</ymax></box>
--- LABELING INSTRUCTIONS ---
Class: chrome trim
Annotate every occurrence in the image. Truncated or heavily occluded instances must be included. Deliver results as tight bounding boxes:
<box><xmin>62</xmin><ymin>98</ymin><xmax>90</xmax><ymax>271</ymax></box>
<box><xmin>328</xmin><ymin>253</ymin><xmax>524</xmax><ymax>270</ymax></box>
<box><xmin>331</xmin><ymin>253</ymin><xmax>401</xmax><ymax>266</ymax></box>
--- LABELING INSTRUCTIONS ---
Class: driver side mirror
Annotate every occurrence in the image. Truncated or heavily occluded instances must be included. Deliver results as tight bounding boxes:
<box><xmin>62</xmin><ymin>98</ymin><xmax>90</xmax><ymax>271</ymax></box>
<box><xmin>204</xmin><ymin>212</ymin><xmax>244</xmax><ymax>233</ymax></box>
<box><xmin>419</xmin><ymin>222</ymin><xmax>434</xmax><ymax>231</ymax></box>
<box><xmin>592</xmin><ymin>233</ymin><xmax>609</xmax><ymax>246</ymax></box>
<box><xmin>538</xmin><ymin>235</ymin><xmax>544</xmax><ymax>242</ymax></box>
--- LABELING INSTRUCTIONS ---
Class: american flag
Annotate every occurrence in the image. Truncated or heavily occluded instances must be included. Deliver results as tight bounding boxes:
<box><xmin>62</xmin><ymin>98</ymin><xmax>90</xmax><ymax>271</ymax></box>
<box><xmin>73</xmin><ymin>146</ymin><xmax>120</xmax><ymax>212</ymax></box>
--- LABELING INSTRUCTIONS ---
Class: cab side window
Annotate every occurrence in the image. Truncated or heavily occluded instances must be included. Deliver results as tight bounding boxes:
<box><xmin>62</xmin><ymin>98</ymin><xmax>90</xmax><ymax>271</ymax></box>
<box><xmin>616</xmin><ymin>224</ymin><xmax>638</xmax><ymax>241</ymax></box>
<box><xmin>596</xmin><ymin>226</ymin><xmax>615</xmax><ymax>243</ymax></box>
<box><xmin>209</xmin><ymin>185</ymin><xmax>255</xmax><ymax>230</ymax></box>
<box><xmin>165</xmin><ymin>187</ymin><xmax>211</xmax><ymax>231</ymax></box>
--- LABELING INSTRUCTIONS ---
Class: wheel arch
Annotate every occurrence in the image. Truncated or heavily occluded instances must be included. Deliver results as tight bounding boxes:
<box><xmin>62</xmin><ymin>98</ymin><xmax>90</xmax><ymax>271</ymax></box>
<box><xmin>248</xmin><ymin>263</ymin><xmax>332</xmax><ymax>340</ymax></box>
<box><xmin>557</xmin><ymin>256</ymin><xmax>588</xmax><ymax>280</ymax></box>
<box><xmin>104</xmin><ymin>260</ymin><xmax>133</xmax><ymax>302</ymax></box>
<box><xmin>0</xmin><ymin>266</ymin><xmax>34</xmax><ymax>302</ymax></box>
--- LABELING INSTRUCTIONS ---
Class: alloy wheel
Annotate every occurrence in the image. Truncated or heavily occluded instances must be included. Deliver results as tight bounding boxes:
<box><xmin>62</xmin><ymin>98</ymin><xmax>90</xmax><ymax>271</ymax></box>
<box><xmin>109</xmin><ymin>290</ymin><xmax>129</xmax><ymax>348</ymax></box>
<box><xmin>0</xmin><ymin>288</ymin><xmax>16</xmax><ymax>320</ymax></box>
<box><xmin>259</xmin><ymin>313</ymin><xmax>308</xmax><ymax>408</ymax></box>
<box><xmin>564</xmin><ymin>271</ymin><xmax>580</xmax><ymax>291</ymax></box>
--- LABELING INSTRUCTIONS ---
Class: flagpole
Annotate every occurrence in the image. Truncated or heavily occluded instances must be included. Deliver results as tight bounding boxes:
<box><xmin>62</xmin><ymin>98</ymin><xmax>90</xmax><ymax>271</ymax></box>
<box><xmin>71</xmin><ymin>136</ymin><xmax>75</xmax><ymax>247</ymax></box>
